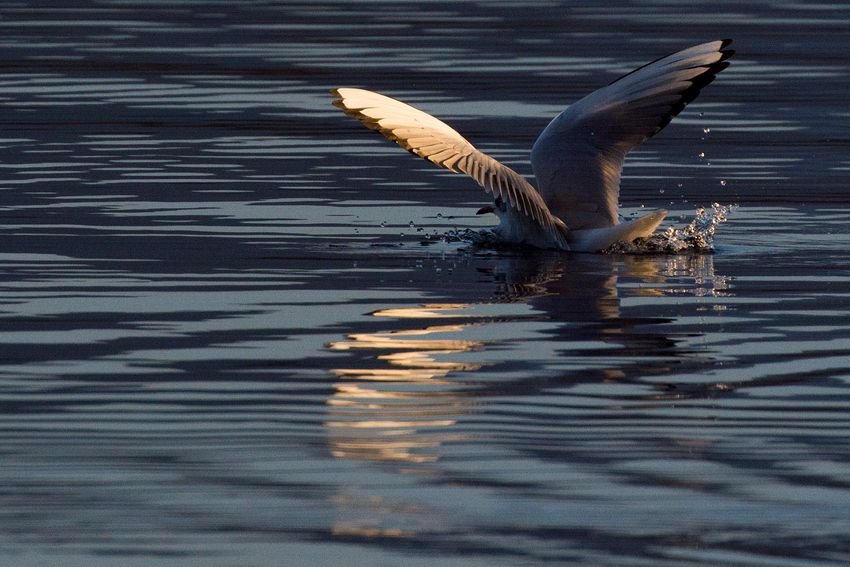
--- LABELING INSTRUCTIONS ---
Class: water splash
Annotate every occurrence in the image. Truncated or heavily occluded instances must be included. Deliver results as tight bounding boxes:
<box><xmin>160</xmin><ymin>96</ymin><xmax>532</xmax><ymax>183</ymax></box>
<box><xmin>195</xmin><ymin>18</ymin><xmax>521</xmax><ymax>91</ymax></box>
<box><xmin>606</xmin><ymin>203</ymin><xmax>737</xmax><ymax>254</ymax></box>
<box><xmin>436</xmin><ymin>203</ymin><xmax>737</xmax><ymax>253</ymax></box>
<box><xmin>441</xmin><ymin>228</ymin><xmax>509</xmax><ymax>248</ymax></box>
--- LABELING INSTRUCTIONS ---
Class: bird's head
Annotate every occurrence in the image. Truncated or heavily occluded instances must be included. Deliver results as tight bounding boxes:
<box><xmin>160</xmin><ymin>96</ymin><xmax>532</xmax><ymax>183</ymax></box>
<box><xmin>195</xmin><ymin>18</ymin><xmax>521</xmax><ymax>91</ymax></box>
<box><xmin>476</xmin><ymin>196</ymin><xmax>507</xmax><ymax>217</ymax></box>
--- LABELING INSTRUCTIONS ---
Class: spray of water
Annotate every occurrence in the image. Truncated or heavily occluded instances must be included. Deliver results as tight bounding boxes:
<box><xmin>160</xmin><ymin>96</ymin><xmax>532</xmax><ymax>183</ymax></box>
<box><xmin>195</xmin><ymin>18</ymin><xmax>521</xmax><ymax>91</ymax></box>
<box><xmin>606</xmin><ymin>203</ymin><xmax>737</xmax><ymax>254</ymax></box>
<box><xmin>439</xmin><ymin>203</ymin><xmax>737</xmax><ymax>253</ymax></box>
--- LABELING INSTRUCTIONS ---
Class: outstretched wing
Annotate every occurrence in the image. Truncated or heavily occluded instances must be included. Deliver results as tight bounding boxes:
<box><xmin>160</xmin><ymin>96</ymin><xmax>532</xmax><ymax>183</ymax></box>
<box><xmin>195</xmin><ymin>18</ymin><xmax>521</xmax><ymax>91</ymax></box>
<box><xmin>332</xmin><ymin>88</ymin><xmax>567</xmax><ymax>237</ymax></box>
<box><xmin>530</xmin><ymin>39</ymin><xmax>734</xmax><ymax>230</ymax></box>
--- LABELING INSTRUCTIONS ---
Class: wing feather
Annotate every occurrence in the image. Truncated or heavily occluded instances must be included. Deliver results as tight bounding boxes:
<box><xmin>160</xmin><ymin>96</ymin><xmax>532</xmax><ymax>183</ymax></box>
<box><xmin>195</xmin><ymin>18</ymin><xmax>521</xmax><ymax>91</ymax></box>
<box><xmin>332</xmin><ymin>87</ymin><xmax>567</xmax><ymax>241</ymax></box>
<box><xmin>530</xmin><ymin>39</ymin><xmax>734</xmax><ymax>230</ymax></box>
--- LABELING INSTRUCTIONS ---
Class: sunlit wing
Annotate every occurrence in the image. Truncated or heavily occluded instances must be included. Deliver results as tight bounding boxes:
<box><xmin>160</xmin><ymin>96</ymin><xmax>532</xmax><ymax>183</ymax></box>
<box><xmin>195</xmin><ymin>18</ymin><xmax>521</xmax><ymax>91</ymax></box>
<box><xmin>331</xmin><ymin>88</ymin><xmax>567</xmax><ymax>237</ymax></box>
<box><xmin>530</xmin><ymin>39</ymin><xmax>734</xmax><ymax>230</ymax></box>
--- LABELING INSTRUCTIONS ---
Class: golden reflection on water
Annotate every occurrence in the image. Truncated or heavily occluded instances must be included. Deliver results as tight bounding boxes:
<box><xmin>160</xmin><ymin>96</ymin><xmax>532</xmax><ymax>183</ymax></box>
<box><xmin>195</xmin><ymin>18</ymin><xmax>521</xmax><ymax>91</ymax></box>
<box><xmin>326</xmin><ymin>304</ymin><xmax>485</xmax><ymax>464</ymax></box>
<box><xmin>369</xmin><ymin>304</ymin><xmax>471</xmax><ymax>318</ymax></box>
<box><xmin>325</xmin><ymin>306</ymin><xmax>487</xmax><ymax>537</ymax></box>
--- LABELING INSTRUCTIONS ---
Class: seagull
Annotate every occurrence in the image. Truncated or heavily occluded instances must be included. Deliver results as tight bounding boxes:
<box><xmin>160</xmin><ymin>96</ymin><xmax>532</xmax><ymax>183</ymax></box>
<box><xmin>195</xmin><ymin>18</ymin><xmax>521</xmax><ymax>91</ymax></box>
<box><xmin>332</xmin><ymin>40</ymin><xmax>734</xmax><ymax>252</ymax></box>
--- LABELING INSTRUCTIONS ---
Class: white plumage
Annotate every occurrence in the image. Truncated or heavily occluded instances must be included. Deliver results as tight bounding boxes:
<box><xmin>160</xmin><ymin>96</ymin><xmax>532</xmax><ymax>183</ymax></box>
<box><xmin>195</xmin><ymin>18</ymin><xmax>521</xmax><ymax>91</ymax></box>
<box><xmin>332</xmin><ymin>40</ymin><xmax>734</xmax><ymax>252</ymax></box>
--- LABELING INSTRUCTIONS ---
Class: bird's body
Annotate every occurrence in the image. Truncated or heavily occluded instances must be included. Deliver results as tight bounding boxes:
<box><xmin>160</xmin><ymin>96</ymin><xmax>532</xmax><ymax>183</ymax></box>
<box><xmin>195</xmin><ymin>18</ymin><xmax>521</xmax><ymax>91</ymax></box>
<box><xmin>332</xmin><ymin>40</ymin><xmax>734</xmax><ymax>252</ymax></box>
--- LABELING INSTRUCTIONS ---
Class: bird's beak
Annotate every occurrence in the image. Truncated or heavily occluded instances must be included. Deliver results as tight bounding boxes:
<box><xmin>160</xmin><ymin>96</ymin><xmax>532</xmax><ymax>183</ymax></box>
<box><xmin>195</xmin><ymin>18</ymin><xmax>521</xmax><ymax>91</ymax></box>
<box><xmin>476</xmin><ymin>205</ymin><xmax>495</xmax><ymax>215</ymax></box>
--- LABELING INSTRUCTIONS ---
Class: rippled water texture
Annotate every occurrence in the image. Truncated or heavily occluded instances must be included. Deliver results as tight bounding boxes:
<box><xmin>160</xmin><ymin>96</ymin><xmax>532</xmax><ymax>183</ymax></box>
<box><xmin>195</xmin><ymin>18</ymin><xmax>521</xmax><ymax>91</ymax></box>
<box><xmin>1</xmin><ymin>2</ymin><xmax>850</xmax><ymax>566</ymax></box>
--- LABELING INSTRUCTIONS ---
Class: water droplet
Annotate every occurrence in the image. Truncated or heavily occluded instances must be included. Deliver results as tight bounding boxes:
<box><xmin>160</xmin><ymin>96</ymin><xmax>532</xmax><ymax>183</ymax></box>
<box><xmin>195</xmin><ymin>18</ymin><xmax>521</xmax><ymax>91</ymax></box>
<box><xmin>703</xmin><ymin>127</ymin><xmax>711</xmax><ymax>133</ymax></box>
<box><xmin>659</xmin><ymin>188</ymin><xmax>665</xmax><ymax>194</ymax></box>
<box><xmin>400</xmin><ymin>232</ymin><xmax>405</xmax><ymax>237</ymax></box>
<box><xmin>699</xmin><ymin>112</ymin><xmax>705</xmax><ymax>117</ymax></box>
<box><xmin>720</xmin><ymin>180</ymin><xmax>727</xmax><ymax>185</ymax></box>
<box><xmin>380</xmin><ymin>221</ymin><xmax>387</xmax><ymax>228</ymax></box>
<box><xmin>699</xmin><ymin>152</ymin><xmax>705</xmax><ymax>158</ymax></box>
<box><xmin>448</xmin><ymin>216</ymin><xmax>454</xmax><ymax>222</ymax></box>
<box><xmin>409</xmin><ymin>221</ymin><xmax>415</xmax><ymax>229</ymax></box>
<box><xmin>678</xmin><ymin>183</ymin><xmax>683</xmax><ymax>188</ymax></box>
<box><xmin>437</xmin><ymin>213</ymin><xmax>443</xmax><ymax>220</ymax></box>
<box><xmin>354</xmin><ymin>228</ymin><xmax>359</xmax><ymax>234</ymax></box>
<box><xmin>425</xmin><ymin>233</ymin><xmax>430</xmax><ymax>239</ymax></box>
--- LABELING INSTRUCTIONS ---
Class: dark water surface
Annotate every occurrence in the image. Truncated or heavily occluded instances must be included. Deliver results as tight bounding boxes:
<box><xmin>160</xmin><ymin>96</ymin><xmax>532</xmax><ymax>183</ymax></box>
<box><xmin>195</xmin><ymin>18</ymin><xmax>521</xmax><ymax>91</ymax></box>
<box><xmin>2</xmin><ymin>2</ymin><xmax>850</xmax><ymax>566</ymax></box>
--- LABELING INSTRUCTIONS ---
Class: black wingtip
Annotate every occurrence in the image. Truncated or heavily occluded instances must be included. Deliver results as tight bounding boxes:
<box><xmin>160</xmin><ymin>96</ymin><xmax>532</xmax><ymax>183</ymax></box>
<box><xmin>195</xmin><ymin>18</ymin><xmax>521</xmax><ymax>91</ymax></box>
<box><xmin>718</xmin><ymin>39</ymin><xmax>736</xmax><ymax>61</ymax></box>
<box><xmin>631</xmin><ymin>40</ymin><xmax>736</xmax><ymax>138</ymax></box>
<box><xmin>609</xmin><ymin>39</ymin><xmax>735</xmax><ymax>87</ymax></box>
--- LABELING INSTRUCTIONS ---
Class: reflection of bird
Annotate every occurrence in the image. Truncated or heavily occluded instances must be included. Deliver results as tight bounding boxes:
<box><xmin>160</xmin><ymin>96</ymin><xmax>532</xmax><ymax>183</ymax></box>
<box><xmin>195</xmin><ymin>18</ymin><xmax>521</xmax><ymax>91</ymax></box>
<box><xmin>332</xmin><ymin>40</ymin><xmax>734</xmax><ymax>252</ymax></box>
